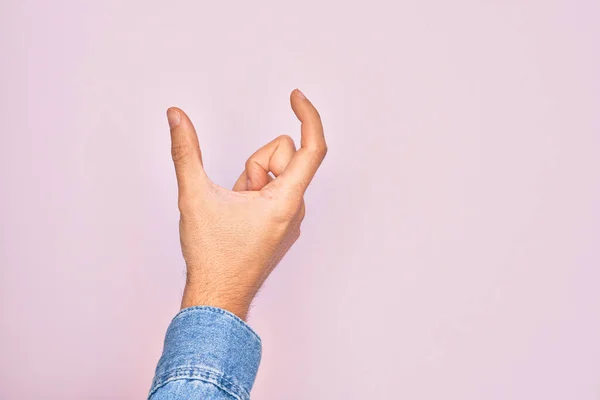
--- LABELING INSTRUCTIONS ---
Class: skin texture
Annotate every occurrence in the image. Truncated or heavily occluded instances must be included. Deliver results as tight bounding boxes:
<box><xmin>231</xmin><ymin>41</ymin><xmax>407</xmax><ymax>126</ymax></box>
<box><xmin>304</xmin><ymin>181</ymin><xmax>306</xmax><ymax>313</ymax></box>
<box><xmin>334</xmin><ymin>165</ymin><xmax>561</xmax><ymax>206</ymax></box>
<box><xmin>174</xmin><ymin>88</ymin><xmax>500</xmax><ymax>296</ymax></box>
<box><xmin>168</xmin><ymin>89</ymin><xmax>327</xmax><ymax>320</ymax></box>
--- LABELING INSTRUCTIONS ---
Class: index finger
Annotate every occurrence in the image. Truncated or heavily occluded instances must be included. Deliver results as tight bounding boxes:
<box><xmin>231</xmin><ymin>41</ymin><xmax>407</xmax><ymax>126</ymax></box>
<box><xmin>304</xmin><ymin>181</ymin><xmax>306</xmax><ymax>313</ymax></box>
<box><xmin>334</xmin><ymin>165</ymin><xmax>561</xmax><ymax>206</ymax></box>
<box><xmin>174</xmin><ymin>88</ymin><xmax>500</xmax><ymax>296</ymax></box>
<box><xmin>273</xmin><ymin>89</ymin><xmax>327</xmax><ymax>193</ymax></box>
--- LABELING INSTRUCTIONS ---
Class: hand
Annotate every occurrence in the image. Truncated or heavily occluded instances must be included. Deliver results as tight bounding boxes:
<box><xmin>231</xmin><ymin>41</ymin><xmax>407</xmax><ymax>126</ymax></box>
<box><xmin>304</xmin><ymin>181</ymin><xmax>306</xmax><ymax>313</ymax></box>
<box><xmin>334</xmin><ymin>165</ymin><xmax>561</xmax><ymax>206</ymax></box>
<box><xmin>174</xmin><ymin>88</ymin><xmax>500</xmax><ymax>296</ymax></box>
<box><xmin>167</xmin><ymin>89</ymin><xmax>327</xmax><ymax>320</ymax></box>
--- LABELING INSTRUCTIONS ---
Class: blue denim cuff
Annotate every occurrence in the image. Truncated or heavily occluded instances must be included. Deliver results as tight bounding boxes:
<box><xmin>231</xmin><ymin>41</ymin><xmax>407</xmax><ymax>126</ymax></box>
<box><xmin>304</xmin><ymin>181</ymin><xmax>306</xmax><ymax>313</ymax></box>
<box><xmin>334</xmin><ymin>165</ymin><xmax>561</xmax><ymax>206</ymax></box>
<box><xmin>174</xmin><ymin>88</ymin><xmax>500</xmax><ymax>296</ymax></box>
<box><xmin>149</xmin><ymin>306</ymin><xmax>262</xmax><ymax>400</ymax></box>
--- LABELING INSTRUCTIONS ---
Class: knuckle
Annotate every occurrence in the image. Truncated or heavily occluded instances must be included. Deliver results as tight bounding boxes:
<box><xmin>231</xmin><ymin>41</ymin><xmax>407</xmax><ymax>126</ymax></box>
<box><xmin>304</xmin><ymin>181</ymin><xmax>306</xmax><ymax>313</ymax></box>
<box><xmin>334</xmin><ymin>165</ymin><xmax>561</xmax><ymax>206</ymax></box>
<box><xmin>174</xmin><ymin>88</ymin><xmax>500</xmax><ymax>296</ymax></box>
<box><xmin>245</xmin><ymin>158</ymin><xmax>263</xmax><ymax>177</ymax></box>
<box><xmin>299</xmin><ymin>204</ymin><xmax>306</xmax><ymax>221</ymax></box>
<box><xmin>245</xmin><ymin>156</ymin><xmax>256</xmax><ymax>171</ymax></box>
<box><xmin>171</xmin><ymin>143</ymin><xmax>190</xmax><ymax>164</ymax></box>
<box><xmin>271</xmin><ymin>200</ymin><xmax>301</xmax><ymax>223</ymax></box>
<box><xmin>278</xmin><ymin>134</ymin><xmax>295</xmax><ymax>146</ymax></box>
<box><xmin>308</xmin><ymin>144</ymin><xmax>328</xmax><ymax>159</ymax></box>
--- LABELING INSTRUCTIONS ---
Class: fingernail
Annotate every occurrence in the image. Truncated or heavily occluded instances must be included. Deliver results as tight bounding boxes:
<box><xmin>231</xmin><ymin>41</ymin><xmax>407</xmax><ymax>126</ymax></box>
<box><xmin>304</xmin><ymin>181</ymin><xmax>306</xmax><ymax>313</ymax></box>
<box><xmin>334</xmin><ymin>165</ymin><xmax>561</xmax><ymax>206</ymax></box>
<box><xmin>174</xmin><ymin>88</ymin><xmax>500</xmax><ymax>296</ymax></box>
<box><xmin>294</xmin><ymin>89</ymin><xmax>306</xmax><ymax>99</ymax></box>
<box><xmin>167</xmin><ymin>108</ymin><xmax>180</xmax><ymax>128</ymax></box>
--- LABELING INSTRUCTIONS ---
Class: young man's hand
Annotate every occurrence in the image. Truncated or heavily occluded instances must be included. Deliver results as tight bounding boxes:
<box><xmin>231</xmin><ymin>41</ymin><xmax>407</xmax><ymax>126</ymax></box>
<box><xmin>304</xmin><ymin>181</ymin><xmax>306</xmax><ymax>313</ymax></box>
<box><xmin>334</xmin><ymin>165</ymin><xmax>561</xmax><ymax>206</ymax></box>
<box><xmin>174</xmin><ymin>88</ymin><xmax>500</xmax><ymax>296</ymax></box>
<box><xmin>167</xmin><ymin>89</ymin><xmax>327</xmax><ymax>320</ymax></box>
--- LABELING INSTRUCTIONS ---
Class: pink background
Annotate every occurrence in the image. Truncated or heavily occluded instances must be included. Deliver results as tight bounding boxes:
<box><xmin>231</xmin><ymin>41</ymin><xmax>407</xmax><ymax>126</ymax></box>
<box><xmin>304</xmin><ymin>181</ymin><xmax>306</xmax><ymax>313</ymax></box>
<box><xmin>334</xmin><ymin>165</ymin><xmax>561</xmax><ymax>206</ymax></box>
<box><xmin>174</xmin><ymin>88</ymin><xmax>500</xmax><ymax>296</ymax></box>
<box><xmin>1</xmin><ymin>1</ymin><xmax>599</xmax><ymax>399</ymax></box>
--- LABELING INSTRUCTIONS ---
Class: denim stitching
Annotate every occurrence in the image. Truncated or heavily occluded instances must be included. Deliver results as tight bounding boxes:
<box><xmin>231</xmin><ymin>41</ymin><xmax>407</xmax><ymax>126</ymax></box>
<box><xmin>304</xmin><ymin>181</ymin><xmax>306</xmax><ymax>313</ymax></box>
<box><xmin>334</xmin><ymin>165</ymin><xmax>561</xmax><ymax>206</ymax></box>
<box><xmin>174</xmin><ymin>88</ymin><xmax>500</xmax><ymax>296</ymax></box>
<box><xmin>172</xmin><ymin>306</ymin><xmax>261</xmax><ymax>342</ymax></box>
<box><xmin>149</xmin><ymin>365</ymin><xmax>248</xmax><ymax>400</ymax></box>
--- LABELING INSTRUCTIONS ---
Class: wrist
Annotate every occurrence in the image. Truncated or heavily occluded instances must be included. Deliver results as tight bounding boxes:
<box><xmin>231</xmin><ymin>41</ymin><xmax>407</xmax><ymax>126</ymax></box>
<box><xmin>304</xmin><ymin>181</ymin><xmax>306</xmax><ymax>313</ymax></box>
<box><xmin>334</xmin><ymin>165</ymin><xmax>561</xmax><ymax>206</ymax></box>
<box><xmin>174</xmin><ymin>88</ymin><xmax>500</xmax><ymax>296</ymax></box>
<box><xmin>181</xmin><ymin>282</ymin><xmax>253</xmax><ymax>320</ymax></box>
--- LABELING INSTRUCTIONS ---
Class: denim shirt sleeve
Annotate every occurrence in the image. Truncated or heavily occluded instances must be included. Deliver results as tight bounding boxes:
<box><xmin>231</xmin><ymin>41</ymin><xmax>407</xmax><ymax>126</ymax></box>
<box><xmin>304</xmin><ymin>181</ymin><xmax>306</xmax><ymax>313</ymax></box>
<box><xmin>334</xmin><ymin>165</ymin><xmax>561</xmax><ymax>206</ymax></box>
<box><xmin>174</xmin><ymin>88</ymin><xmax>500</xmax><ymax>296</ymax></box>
<box><xmin>148</xmin><ymin>306</ymin><xmax>262</xmax><ymax>400</ymax></box>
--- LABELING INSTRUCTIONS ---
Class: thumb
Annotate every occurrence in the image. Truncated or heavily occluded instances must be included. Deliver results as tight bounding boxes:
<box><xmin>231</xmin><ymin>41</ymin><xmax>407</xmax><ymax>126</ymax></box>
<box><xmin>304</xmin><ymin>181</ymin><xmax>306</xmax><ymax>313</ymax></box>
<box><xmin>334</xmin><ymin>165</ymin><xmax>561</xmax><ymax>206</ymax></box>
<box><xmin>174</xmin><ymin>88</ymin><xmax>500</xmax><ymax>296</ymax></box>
<box><xmin>167</xmin><ymin>107</ymin><xmax>208</xmax><ymax>197</ymax></box>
